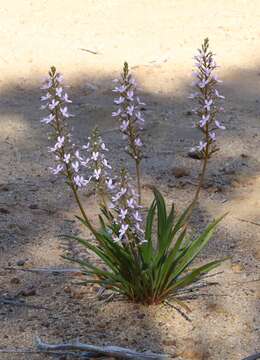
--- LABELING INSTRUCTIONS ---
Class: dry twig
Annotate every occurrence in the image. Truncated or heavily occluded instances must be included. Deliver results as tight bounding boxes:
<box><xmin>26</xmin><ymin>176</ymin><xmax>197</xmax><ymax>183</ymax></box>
<box><xmin>36</xmin><ymin>337</ymin><xmax>169</xmax><ymax>359</ymax></box>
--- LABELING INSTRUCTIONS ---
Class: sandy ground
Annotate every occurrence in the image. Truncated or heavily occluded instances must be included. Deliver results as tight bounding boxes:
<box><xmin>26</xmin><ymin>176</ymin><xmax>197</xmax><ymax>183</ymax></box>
<box><xmin>0</xmin><ymin>1</ymin><xmax>259</xmax><ymax>359</ymax></box>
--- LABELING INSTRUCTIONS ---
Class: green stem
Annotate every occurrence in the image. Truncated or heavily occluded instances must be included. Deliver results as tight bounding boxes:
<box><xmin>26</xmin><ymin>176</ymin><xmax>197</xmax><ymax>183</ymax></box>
<box><xmin>135</xmin><ymin>160</ymin><xmax>142</xmax><ymax>205</ymax></box>
<box><xmin>69</xmin><ymin>181</ymin><xmax>97</xmax><ymax>235</ymax></box>
<box><xmin>193</xmin><ymin>149</ymin><xmax>208</xmax><ymax>203</ymax></box>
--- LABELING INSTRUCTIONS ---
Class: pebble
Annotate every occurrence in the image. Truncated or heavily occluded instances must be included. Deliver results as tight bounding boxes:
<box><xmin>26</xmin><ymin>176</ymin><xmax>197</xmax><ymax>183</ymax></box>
<box><xmin>10</xmin><ymin>277</ymin><xmax>20</xmax><ymax>285</ymax></box>
<box><xmin>16</xmin><ymin>259</ymin><xmax>26</xmax><ymax>266</ymax></box>
<box><xmin>171</xmin><ymin>166</ymin><xmax>190</xmax><ymax>178</ymax></box>
<box><xmin>0</xmin><ymin>208</ymin><xmax>10</xmax><ymax>214</ymax></box>
<box><xmin>28</xmin><ymin>204</ymin><xmax>39</xmax><ymax>209</ymax></box>
<box><xmin>19</xmin><ymin>285</ymin><xmax>37</xmax><ymax>297</ymax></box>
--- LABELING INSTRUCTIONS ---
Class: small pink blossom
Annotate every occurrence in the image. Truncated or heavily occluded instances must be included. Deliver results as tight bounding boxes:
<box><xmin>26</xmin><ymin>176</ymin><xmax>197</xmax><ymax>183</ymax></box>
<box><xmin>63</xmin><ymin>93</ymin><xmax>72</xmax><ymax>103</ymax></box>
<box><xmin>198</xmin><ymin>141</ymin><xmax>207</xmax><ymax>151</ymax></box>
<box><xmin>119</xmin><ymin>208</ymin><xmax>128</xmax><ymax>220</ymax></box>
<box><xmin>94</xmin><ymin>168</ymin><xmax>101</xmax><ymax>180</ymax></box>
<box><xmin>56</xmin><ymin>87</ymin><xmax>63</xmax><ymax>97</ymax></box>
<box><xmin>204</xmin><ymin>99</ymin><xmax>213</xmax><ymax>111</ymax></box>
<box><xmin>51</xmin><ymin>164</ymin><xmax>64</xmax><ymax>175</ymax></box>
<box><xmin>114</xmin><ymin>96</ymin><xmax>125</xmax><ymax>105</ymax></box>
<box><xmin>112</xmin><ymin>108</ymin><xmax>122</xmax><ymax>117</ymax></box>
<box><xmin>49</xmin><ymin>99</ymin><xmax>59</xmax><ymax>110</ymax></box>
<box><xmin>119</xmin><ymin>224</ymin><xmax>129</xmax><ymax>239</ymax></box>
<box><xmin>215</xmin><ymin>89</ymin><xmax>225</xmax><ymax>99</ymax></box>
<box><xmin>64</xmin><ymin>153</ymin><xmax>71</xmax><ymax>163</ymax></box>
<box><xmin>215</xmin><ymin>120</ymin><xmax>226</xmax><ymax>130</ymax></box>
<box><xmin>72</xmin><ymin>161</ymin><xmax>80</xmax><ymax>173</ymax></box>
<box><xmin>91</xmin><ymin>152</ymin><xmax>99</xmax><ymax>161</ymax></box>
<box><xmin>41</xmin><ymin>114</ymin><xmax>55</xmax><ymax>124</ymax></box>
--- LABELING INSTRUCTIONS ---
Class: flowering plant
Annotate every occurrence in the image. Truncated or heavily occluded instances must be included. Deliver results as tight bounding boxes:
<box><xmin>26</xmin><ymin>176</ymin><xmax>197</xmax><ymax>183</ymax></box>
<box><xmin>189</xmin><ymin>38</ymin><xmax>226</xmax><ymax>200</ymax></box>
<box><xmin>40</xmin><ymin>47</ymin><xmax>226</xmax><ymax>307</ymax></box>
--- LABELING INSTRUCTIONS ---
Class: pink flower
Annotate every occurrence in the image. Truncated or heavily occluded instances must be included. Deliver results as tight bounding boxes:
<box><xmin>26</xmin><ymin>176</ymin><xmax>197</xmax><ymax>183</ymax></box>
<box><xmin>114</xmin><ymin>96</ymin><xmax>125</xmax><ymax>104</ymax></box>
<box><xmin>119</xmin><ymin>208</ymin><xmax>128</xmax><ymax>220</ymax></box>
<box><xmin>51</xmin><ymin>164</ymin><xmax>64</xmax><ymax>175</ymax></box>
<box><xmin>133</xmin><ymin>211</ymin><xmax>142</xmax><ymax>222</ymax></box>
<box><xmin>198</xmin><ymin>141</ymin><xmax>207</xmax><ymax>151</ymax></box>
<box><xmin>91</xmin><ymin>152</ymin><xmax>99</xmax><ymax>161</ymax></box>
<box><xmin>127</xmin><ymin>105</ymin><xmax>135</xmax><ymax>116</ymax></box>
<box><xmin>56</xmin><ymin>87</ymin><xmax>63</xmax><ymax>97</ymax></box>
<box><xmin>64</xmin><ymin>153</ymin><xmax>71</xmax><ymax>163</ymax></box>
<box><xmin>120</xmin><ymin>120</ymin><xmax>129</xmax><ymax>131</ymax></box>
<box><xmin>74</xmin><ymin>175</ymin><xmax>88</xmax><ymax>187</ymax></box>
<box><xmin>41</xmin><ymin>93</ymin><xmax>51</xmax><ymax>101</ymax></box>
<box><xmin>63</xmin><ymin>93</ymin><xmax>72</xmax><ymax>103</ymax></box>
<box><xmin>60</xmin><ymin>106</ymin><xmax>73</xmax><ymax>118</ymax></box>
<box><xmin>215</xmin><ymin>120</ymin><xmax>226</xmax><ymax>130</ymax></box>
<box><xmin>127</xmin><ymin>90</ymin><xmax>134</xmax><ymax>101</ymax></box>
<box><xmin>49</xmin><ymin>99</ymin><xmax>59</xmax><ymax>110</ymax></box>
<box><xmin>209</xmin><ymin>132</ymin><xmax>216</xmax><ymax>141</ymax></box>
<box><xmin>102</xmin><ymin>159</ymin><xmax>111</xmax><ymax>169</ymax></box>
<box><xmin>72</xmin><ymin>161</ymin><xmax>80</xmax><ymax>173</ymax></box>
<box><xmin>112</xmin><ymin>85</ymin><xmax>127</xmax><ymax>93</ymax></box>
<box><xmin>94</xmin><ymin>168</ymin><xmax>101</xmax><ymax>180</ymax></box>
<box><xmin>112</xmin><ymin>108</ymin><xmax>122</xmax><ymax>117</ymax></box>
<box><xmin>215</xmin><ymin>89</ymin><xmax>225</xmax><ymax>99</ymax></box>
<box><xmin>106</xmin><ymin>178</ymin><xmax>115</xmax><ymax>190</ymax></box>
<box><xmin>136</xmin><ymin>97</ymin><xmax>146</xmax><ymax>106</ymax></box>
<box><xmin>134</xmin><ymin>138</ymin><xmax>142</xmax><ymax>147</ymax></box>
<box><xmin>199</xmin><ymin>114</ymin><xmax>210</xmax><ymax>128</ymax></box>
<box><xmin>41</xmin><ymin>114</ymin><xmax>55</xmax><ymax>124</ymax></box>
<box><xmin>119</xmin><ymin>224</ymin><xmax>129</xmax><ymax>239</ymax></box>
<box><xmin>204</xmin><ymin>99</ymin><xmax>213</xmax><ymax>111</ymax></box>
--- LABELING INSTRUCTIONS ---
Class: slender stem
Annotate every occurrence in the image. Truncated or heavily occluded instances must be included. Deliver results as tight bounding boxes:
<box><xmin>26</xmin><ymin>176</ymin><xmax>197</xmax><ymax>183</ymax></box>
<box><xmin>135</xmin><ymin>160</ymin><xmax>142</xmax><ymax>205</ymax></box>
<box><xmin>68</xmin><ymin>181</ymin><xmax>96</xmax><ymax>235</ymax></box>
<box><xmin>193</xmin><ymin>150</ymin><xmax>208</xmax><ymax>202</ymax></box>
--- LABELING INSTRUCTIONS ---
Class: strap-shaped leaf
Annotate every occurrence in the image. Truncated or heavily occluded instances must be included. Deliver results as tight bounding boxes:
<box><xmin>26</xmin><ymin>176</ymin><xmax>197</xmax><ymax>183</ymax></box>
<box><xmin>165</xmin><ymin>259</ymin><xmax>224</xmax><ymax>295</ymax></box>
<box><xmin>167</xmin><ymin>214</ymin><xmax>227</xmax><ymax>284</ymax></box>
<box><xmin>142</xmin><ymin>200</ymin><xmax>156</xmax><ymax>263</ymax></box>
<box><xmin>152</xmin><ymin>187</ymin><xmax>167</xmax><ymax>242</ymax></box>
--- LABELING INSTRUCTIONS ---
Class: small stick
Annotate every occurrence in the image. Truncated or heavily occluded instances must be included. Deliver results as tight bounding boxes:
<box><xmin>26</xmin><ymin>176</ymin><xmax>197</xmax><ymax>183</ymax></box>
<box><xmin>163</xmin><ymin>300</ymin><xmax>192</xmax><ymax>322</ymax></box>
<box><xmin>0</xmin><ymin>349</ymin><xmax>100</xmax><ymax>358</ymax></box>
<box><xmin>236</xmin><ymin>218</ymin><xmax>260</xmax><ymax>227</ymax></box>
<box><xmin>79</xmin><ymin>48</ymin><xmax>98</xmax><ymax>55</ymax></box>
<box><xmin>4</xmin><ymin>267</ymin><xmax>82</xmax><ymax>275</ymax></box>
<box><xmin>242</xmin><ymin>353</ymin><xmax>260</xmax><ymax>360</ymax></box>
<box><xmin>0</xmin><ymin>297</ymin><xmax>48</xmax><ymax>310</ymax></box>
<box><xmin>36</xmin><ymin>337</ymin><xmax>169</xmax><ymax>359</ymax></box>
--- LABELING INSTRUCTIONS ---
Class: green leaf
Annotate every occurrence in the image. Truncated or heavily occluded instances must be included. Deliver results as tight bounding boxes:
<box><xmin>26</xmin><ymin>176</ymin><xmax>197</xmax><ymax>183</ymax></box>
<box><xmin>165</xmin><ymin>259</ymin><xmax>224</xmax><ymax>295</ymax></box>
<box><xmin>168</xmin><ymin>214</ymin><xmax>227</xmax><ymax>284</ymax></box>
<box><xmin>141</xmin><ymin>200</ymin><xmax>156</xmax><ymax>263</ymax></box>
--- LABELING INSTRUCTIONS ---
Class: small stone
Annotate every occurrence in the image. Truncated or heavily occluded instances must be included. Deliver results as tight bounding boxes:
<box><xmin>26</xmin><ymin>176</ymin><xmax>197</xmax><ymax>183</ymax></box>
<box><xmin>10</xmin><ymin>277</ymin><xmax>20</xmax><ymax>285</ymax></box>
<box><xmin>0</xmin><ymin>208</ymin><xmax>10</xmax><ymax>214</ymax></box>
<box><xmin>171</xmin><ymin>166</ymin><xmax>190</xmax><ymax>178</ymax></box>
<box><xmin>63</xmin><ymin>286</ymin><xmax>72</xmax><ymax>294</ymax></box>
<box><xmin>180</xmin><ymin>350</ymin><xmax>208</xmax><ymax>359</ymax></box>
<box><xmin>231</xmin><ymin>263</ymin><xmax>244</xmax><ymax>273</ymax></box>
<box><xmin>71</xmin><ymin>290</ymin><xmax>84</xmax><ymax>300</ymax></box>
<box><xmin>162</xmin><ymin>338</ymin><xmax>177</xmax><ymax>347</ymax></box>
<box><xmin>136</xmin><ymin>312</ymin><xmax>146</xmax><ymax>320</ymax></box>
<box><xmin>16</xmin><ymin>259</ymin><xmax>26</xmax><ymax>266</ymax></box>
<box><xmin>41</xmin><ymin>321</ymin><xmax>50</xmax><ymax>328</ymax></box>
<box><xmin>28</xmin><ymin>204</ymin><xmax>38</xmax><ymax>209</ymax></box>
<box><xmin>19</xmin><ymin>285</ymin><xmax>37</xmax><ymax>297</ymax></box>
<box><xmin>18</xmin><ymin>325</ymin><xmax>25</xmax><ymax>332</ymax></box>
